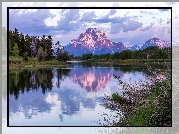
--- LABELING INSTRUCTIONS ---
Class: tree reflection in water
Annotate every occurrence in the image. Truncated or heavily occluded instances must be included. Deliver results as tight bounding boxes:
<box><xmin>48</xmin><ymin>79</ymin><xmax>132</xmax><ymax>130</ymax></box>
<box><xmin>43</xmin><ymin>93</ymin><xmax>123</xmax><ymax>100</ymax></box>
<box><xmin>9</xmin><ymin>68</ymin><xmax>71</xmax><ymax>100</ymax></box>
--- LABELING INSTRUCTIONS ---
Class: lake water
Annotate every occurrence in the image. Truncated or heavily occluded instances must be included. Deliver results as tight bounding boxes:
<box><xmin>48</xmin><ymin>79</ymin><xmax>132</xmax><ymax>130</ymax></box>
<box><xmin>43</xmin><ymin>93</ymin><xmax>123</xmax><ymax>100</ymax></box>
<box><xmin>8</xmin><ymin>62</ymin><xmax>167</xmax><ymax>126</ymax></box>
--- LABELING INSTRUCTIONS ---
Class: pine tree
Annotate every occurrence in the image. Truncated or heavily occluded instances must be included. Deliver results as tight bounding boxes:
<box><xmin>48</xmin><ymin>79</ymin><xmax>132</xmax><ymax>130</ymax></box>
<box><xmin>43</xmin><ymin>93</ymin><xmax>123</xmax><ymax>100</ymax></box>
<box><xmin>12</xmin><ymin>43</ymin><xmax>19</xmax><ymax>57</ymax></box>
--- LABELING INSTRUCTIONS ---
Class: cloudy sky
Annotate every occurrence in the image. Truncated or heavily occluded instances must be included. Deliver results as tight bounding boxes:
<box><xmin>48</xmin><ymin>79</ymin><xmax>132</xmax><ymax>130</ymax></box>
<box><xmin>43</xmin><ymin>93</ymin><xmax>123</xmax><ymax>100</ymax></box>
<box><xmin>3</xmin><ymin>2</ymin><xmax>178</xmax><ymax>47</ymax></box>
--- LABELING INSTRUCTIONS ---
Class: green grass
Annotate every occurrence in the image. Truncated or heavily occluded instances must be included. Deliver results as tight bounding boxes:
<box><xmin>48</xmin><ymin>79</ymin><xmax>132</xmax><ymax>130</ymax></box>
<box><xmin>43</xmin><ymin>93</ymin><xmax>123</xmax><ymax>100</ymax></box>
<box><xmin>9</xmin><ymin>56</ymin><xmax>23</xmax><ymax>64</ymax></box>
<box><xmin>9</xmin><ymin>56</ymin><xmax>69</xmax><ymax>69</ymax></box>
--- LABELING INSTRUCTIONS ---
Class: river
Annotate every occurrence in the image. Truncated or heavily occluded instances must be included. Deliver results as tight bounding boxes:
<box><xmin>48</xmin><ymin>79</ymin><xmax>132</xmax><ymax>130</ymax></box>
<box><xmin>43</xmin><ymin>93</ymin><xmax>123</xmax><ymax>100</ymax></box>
<box><xmin>8</xmin><ymin>61</ymin><xmax>168</xmax><ymax>126</ymax></box>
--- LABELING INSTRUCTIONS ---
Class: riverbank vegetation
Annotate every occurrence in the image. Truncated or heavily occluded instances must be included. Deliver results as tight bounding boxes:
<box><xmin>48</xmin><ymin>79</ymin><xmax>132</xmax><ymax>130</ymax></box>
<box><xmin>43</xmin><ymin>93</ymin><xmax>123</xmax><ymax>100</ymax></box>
<box><xmin>101</xmin><ymin>63</ymin><xmax>171</xmax><ymax>126</ymax></box>
<box><xmin>9</xmin><ymin>56</ymin><xmax>71</xmax><ymax>70</ymax></box>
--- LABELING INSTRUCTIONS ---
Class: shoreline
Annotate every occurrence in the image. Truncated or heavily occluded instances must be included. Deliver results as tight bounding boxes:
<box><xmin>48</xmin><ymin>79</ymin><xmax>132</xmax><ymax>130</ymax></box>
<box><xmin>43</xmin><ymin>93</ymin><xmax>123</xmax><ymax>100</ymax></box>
<box><xmin>8</xmin><ymin>63</ymin><xmax>72</xmax><ymax>70</ymax></box>
<box><xmin>9</xmin><ymin>64</ymin><xmax>67</xmax><ymax>69</ymax></box>
<box><xmin>7</xmin><ymin>58</ymin><xmax>171</xmax><ymax>70</ymax></box>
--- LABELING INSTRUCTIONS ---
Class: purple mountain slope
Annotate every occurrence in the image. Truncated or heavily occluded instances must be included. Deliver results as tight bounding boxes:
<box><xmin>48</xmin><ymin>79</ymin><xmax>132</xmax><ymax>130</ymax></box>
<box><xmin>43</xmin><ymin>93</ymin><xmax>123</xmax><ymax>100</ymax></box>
<box><xmin>63</xmin><ymin>28</ymin><xmax>126</xmax><ymax>56</ymax></box>
<box><xmin>62</xmin><ymin>28</ymin><xmax>170</xmax><ymax>56</ymax></box>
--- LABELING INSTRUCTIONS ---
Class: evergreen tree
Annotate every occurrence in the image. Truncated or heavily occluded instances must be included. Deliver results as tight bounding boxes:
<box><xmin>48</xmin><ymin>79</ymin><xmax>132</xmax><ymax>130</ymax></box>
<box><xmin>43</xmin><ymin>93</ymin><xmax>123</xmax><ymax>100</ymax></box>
<box><xmin>45</xmin><ymin>35</ymin><xmax>53</xmax><ymax>60</ymax></box>
<box><xmin>24</xmin><ymin>34</ymin><xmax>31</xmax><ymax>57</ymax></box>
<box><xmin>12</xmin><ymin>43</ymin><xmax>19</xmax><ymax>57</ymax></box>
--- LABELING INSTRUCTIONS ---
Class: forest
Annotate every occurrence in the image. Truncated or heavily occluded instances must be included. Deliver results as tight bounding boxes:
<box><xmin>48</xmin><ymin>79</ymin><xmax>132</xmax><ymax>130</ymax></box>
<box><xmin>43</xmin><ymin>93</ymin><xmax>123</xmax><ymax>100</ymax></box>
<box><xmin>8</xmin><ymin>28</ymin><xmax>72</xmax><ymax>65</ymax></box>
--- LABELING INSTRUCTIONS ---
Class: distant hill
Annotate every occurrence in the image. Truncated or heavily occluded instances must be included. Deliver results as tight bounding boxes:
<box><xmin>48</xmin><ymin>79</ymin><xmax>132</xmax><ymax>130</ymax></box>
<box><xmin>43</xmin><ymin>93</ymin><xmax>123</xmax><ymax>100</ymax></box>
<box><xmin>140</xmin><ymin>37</ymin><xmax>170</xmax><ymax>50</ymax></box>
<box><xmin>127</xmin><ymin>45</ymin><xmax>141</xmax><ymax>51</ymax></box>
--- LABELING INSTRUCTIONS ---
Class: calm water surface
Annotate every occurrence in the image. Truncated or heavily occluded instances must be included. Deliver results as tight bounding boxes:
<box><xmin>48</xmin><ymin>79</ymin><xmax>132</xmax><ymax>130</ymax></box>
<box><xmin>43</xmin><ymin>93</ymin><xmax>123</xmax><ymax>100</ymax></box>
<box><xmin>9</xmin><ymin>62</ymin><xmax>166</xmax><ymax>126</ymax></box>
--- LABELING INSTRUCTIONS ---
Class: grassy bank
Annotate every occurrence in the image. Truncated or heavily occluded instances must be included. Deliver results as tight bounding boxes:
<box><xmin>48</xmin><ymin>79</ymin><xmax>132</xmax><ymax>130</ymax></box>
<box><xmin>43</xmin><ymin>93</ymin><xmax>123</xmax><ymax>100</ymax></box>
<box><xmin>9</xmin><ymin>56</ymin><xmax>71</xmax><ymax>69</ymax></box>
<box><xmin>102</xmin><ymin>63</ymin><xmax>171</xmax><ymax>126</ymax></box>
<box><xmin>123</xmin><ymin>78</ymin><xmax>171</xmax><ymax>126</ymax></box>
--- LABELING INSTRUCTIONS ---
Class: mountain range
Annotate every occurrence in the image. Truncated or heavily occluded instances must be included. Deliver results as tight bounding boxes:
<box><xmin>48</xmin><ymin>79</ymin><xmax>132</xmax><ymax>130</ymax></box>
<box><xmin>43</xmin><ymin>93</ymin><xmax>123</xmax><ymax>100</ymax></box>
<box><xmin>63</xmin><ymin>28</ymin><xmax>171</xmax><ymax>56</ymax></box>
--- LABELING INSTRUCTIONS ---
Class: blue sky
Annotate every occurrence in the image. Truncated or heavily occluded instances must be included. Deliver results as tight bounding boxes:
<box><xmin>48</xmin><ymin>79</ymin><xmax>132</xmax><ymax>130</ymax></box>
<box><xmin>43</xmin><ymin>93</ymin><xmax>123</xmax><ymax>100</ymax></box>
<box><xmin>3</xmin><ymin>2</ymin><xmax>176</xmax><ymax>47</ymax></box>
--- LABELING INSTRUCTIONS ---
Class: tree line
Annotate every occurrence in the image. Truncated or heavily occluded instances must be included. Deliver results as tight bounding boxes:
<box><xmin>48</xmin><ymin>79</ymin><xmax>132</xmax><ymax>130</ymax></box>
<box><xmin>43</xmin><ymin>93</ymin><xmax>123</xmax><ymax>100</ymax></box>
<box><xmin>78</xmin><ymin>46</ymin><xmax>171</xmax><ymax>61</ymax></box>
<box><xmin>9</xmin><ymin>28</ymin><xmax>73</xmax><ymax>62</ymax></box>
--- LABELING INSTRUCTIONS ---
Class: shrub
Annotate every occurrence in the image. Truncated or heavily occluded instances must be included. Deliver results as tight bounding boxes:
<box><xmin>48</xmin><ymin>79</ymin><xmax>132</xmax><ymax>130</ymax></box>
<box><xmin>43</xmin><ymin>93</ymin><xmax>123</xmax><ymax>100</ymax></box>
<box><xmin>101</xmin><ymin>62</ymin><xmax>171</xmax><ymax>126</ymax></box>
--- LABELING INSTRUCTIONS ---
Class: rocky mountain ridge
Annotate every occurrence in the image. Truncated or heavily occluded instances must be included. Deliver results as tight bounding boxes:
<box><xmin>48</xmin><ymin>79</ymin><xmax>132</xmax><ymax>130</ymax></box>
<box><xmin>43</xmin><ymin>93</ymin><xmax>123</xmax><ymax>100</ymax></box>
<box><xmin>63</xmin><ymin>28</ymin><xmax>170</xmax><ymax>56</ymax></box>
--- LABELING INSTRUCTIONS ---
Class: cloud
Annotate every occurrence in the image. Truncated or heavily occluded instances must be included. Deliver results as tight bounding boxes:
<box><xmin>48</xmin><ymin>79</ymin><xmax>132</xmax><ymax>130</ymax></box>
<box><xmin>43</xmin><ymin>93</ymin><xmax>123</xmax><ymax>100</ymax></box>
<box><xmin>140</xmin><ymin>22</ymin><xmax>155</xmax><ymax>31</ymax></box>
<box><xmin>91</xmin><ymin>18</ymin><xmax>113</xmax><ymax>23</ymax></box>
<box><xmin>81</xmin><ymin>10</ymin><xmax>118</xmax><ymax>24</ymax></box>
<box><xmin>90</xmin><ymin>16</ymin><xmax>127</xmax><ymax>24</ymax></box>
<box><xmin>110</xmin><ymin>17</ymin><xmax>143</xmax><ymax>34</ymax></box>
<box><xmin>82</xmin><ymin>15</ymin><xmax>143</xmax><ymax>34</ymax></box>
<box><xmin>167</xmin><ymin>18</ymin><xmax>171</xmax><ymax>24</ymax></box>
<box><xmin>121</xmin><ymin>20</ymin><xmax>143</xmax><ymax>32</ymax></box>
<box><xmin>55</xmin><ymin>9</ymin><xmax>81</xmax><ymax>34</ymax></box>
<box><xmin>110</xmin><ymin>23</ymin><xmax>121</xmax><ymax>34</ymax></box>
<box><xmin>9</xmin><ymin>9</ymin><xmax>83</xmax><ymax>36</ymax></box>
<box><xmin>107</xmin><ymin>24</ymin><xmax>171</xmax><ymax>46</ymax></box>
<box><xmin>140</xmin><ymin>26</ymin><xmax>151</xmax><ymax>31</ymax></box>
<box><xmin>9</xmin><ymin>9</ymin><xmax>55</xmax><ymax>36</ymax></box>
<box><xmin>80</xmin><ymin>11</ymin><xmax>96</xmax><ymax>22</ymax></box>
<box><xmin>140</xmin><ymin>11</ymin><xmax>155</xmax><ymax>15</ymax></box>
<box><xmin>157</xmin><ymin>18</ymin><xmax>164</xmax><ymax>25</ymax></box>
<box><xmin>109</xmin><ymin>9</ymin><xmax>117</xmax><ymax>15</ymax></box>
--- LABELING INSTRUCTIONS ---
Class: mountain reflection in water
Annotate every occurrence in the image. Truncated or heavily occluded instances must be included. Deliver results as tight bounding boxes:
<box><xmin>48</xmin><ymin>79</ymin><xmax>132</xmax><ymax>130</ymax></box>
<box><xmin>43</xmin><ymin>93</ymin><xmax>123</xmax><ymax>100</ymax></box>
<box><xmin>68</xmin><ymin>67</ymin><xmax>124</xmax><ymax>92</ymax></box>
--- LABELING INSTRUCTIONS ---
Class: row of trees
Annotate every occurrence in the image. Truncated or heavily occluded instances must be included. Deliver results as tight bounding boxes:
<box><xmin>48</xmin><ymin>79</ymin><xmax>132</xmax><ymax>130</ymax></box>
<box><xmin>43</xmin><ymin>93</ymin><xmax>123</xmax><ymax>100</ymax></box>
<box><xmin>9</xmin><ymin>28</ymin><xmax>72</xmax><ymax>62</ymax></box>
<box><xmin>79</xmin><ymin>46</ymin><xmax>171</xmax><ymax>60</ymax></box>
